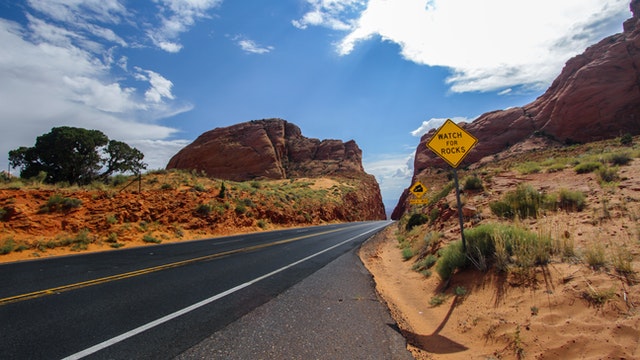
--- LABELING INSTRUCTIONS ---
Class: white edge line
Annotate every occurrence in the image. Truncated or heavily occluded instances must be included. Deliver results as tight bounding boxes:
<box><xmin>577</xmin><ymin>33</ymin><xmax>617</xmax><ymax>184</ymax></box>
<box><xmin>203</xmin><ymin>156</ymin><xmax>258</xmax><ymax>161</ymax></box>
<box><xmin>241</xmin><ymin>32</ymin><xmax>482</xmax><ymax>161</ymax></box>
<box><xmin>62</xmin><ymin>223</ymin><xmax>388</xmax><ymax>360</ymax></box>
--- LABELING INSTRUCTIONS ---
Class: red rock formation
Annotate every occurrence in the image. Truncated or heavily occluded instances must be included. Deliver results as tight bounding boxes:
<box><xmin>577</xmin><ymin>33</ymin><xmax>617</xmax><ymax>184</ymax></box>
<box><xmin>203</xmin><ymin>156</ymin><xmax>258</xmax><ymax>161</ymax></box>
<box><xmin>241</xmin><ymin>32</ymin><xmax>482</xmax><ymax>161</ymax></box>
<box><xmin>167</xmin><ymin>118</ymin><xmax>386</xmax><ymax>220</ymax></box>
<box><xmin>393</xmin><ymin>1</ymin><xmax>640</xmax><ymax>219</ymax></box>
<box><xmin>167</xmin><ymin>119</ymin><xmax>366</xmax><ymax>180</ymax></box>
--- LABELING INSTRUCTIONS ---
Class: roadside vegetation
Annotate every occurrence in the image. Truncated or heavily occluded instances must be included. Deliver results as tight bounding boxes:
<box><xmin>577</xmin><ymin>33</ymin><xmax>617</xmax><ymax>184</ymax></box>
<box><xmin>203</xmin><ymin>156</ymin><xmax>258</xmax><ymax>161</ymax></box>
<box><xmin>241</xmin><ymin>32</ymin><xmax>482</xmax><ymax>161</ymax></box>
<box><xmin>396</xmin><ymin>134</ymin><xmax>640</xmax><ymax>289</ymax></box>
<box><xmin>0</xmin><ymin>168</ymin><xmax>365</xmax><ymax>258</ymax></box>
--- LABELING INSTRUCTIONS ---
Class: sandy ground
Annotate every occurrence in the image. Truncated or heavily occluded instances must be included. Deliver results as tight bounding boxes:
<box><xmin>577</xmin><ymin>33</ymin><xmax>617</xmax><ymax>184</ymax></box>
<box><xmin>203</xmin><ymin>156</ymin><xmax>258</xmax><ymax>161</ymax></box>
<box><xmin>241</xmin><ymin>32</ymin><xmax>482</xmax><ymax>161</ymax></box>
<box><xmin>359</xmin><ymin>227</ymin><xmax>640</xmax><ymax>359</ymax></box>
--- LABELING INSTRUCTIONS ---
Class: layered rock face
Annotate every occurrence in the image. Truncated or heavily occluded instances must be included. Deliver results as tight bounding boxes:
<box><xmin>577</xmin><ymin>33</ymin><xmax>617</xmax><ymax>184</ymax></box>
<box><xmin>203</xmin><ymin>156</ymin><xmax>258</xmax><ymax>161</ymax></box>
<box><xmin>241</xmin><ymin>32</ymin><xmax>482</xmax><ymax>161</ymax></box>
<box><xmin>393</xmin><ymin>1</ymin><xmax>640</xmax><ymax>219</ymax></box>
<box><xmin>167</xmin><ymin>119</ymin><xmax>365</xmax><ymax>180</ymax></box>
<box><xmin>167</xmin><ymin>118</ymin><xmax>386</xmax><ymax>220</ymax></box>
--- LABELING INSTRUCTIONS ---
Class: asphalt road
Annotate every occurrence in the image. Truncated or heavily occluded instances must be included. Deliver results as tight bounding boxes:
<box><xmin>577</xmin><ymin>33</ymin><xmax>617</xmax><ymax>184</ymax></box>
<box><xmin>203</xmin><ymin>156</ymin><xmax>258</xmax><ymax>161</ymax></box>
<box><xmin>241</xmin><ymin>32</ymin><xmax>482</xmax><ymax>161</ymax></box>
<box><xmin>0</xmin><ymin>221</ymin><xmax>404</xmax><ymax>359</ymax></box>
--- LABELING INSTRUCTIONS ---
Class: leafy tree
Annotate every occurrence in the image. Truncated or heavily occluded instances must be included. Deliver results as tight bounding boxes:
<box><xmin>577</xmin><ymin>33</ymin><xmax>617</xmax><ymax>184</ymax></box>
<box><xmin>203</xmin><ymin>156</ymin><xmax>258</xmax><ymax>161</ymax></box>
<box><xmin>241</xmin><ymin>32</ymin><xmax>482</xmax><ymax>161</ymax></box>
<box><xmin>9</xmin><ymin>126</ymin><xmax>147</xmax><ymax>185</ymax></box>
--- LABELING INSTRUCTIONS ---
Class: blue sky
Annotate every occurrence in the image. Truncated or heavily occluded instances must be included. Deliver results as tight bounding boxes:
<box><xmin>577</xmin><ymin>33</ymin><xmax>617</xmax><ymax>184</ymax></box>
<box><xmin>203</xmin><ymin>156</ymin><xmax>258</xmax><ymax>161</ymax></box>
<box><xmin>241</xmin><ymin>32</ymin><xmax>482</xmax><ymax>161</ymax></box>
<box><xmin>0</xmin><ymin>0</ymin><xmax>630</xmax><ymax>211</ymax></box>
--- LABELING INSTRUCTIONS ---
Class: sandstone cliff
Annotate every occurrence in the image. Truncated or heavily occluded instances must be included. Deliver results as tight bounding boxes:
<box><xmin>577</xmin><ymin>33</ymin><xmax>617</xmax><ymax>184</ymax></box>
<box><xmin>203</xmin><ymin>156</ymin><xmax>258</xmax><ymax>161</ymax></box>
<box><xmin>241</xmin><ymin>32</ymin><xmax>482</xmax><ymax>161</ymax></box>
<box><xmin>167</xmin><ymin>118</ymin><xmax>386</xmax><ymax>220</ymax></box>
<box><xmin>392</xmin><ymin>1</ymin><xmax>640</xmax><ymax>219</ymax></box>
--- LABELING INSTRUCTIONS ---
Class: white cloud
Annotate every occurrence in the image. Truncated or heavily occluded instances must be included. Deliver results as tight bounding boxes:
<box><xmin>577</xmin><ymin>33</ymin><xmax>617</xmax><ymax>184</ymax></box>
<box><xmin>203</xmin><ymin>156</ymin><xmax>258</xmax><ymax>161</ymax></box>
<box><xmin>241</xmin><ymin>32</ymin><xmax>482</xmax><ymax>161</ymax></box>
<box><xmin>363</xmin><ymin>152</ymin><xmax>415</xmax><ymax>211</ymax></box>
<box><xmin>411</xmin><ymin>117</ymin><xmax>470</xmax><ymax>137</ymax></box>
<box><xmin>297</xmin><ymin>0</ymin><xmax>630</xmax><ymax>93</ymax></box>
<box><xmin>0</xmin><ymin>13</ymin><xmax>192</xmax><ymax>174</ymax></box>
<box><xmin>150</xmin><ymin>0</ymin><xmax>223</xmax><ymax>52</ymax></box>
<box><xmin>234</xmin><ymin>36</ymin><xmax>275</xmax><ymax>54</ymax></box>
<box><xmin>293</xmin><ymin>0</ymin><xmax>366</xmax><ymax>30</ymax></box>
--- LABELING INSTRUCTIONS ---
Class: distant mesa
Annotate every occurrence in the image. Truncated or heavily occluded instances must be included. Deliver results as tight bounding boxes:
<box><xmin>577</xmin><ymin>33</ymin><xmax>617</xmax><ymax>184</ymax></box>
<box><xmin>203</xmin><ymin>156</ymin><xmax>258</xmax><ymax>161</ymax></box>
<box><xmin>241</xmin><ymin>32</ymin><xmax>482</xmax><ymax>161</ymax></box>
<box><xmin>166</xmin><ymin>118</ymin><xmax>386</xmax><ymax>220</ymax></box>
<box><xmin>393</xmin><ymin>0</ymin><xmax>640</xmax><ymax>220</ymax></box>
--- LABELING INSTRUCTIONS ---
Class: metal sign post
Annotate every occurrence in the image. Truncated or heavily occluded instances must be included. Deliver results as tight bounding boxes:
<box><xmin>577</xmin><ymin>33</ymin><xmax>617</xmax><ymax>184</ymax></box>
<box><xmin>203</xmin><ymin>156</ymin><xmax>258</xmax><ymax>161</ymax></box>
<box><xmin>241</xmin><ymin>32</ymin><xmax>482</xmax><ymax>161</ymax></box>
<box><xmin>426</xmin><ymin>119</ymin><xmax>478</xmax><ymax>252</ymax></box>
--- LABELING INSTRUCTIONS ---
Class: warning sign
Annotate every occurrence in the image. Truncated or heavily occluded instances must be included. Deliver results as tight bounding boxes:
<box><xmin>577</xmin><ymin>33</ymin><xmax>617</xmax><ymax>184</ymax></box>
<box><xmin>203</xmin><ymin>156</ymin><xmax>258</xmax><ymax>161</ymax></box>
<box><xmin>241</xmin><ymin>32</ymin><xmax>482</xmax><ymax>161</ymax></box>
<box><xmin>410</xmin><ymin>198</ymin><xmax>429</xmax><ymax>205</ymax></box>
<box><xmin>426</xmin><ymin>119</ymin><xmax>478</xmax><ymax>168</ymax></box>
<box><xmin>409</xmin><ymin>181</ymin><xmax>427</xmax><ymax>199</ymax></box>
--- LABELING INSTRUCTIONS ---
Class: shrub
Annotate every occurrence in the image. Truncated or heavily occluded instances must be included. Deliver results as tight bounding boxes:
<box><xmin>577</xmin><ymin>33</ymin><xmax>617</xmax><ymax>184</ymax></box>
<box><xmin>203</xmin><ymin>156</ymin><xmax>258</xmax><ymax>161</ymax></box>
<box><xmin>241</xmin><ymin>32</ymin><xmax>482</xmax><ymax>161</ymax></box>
<box><xmin>0</xmin><ymin>207</ymin><xmax>8</xmax><ymax>221</ymax></box>
<box><xmin>428</xmin><ymin>208</ymin><xmax>440</xmax><ymax>223</ymax></box>
<box><xmin>402</xmin><ymin>247</ymin><xmax>414</xmax><ymax>260</ymax></box>
<box><xmin>429</xmin><ymin>294</ymin><xmax>447</xmax><ymax>306</ymax></box>
<box><xmin>620</xmin><ymin>133</ymin><xmax>633</xmax><ymax>146</ymax></box>
<box><xmin>584</xmin><ymin>243</ymin><xmax>606</xmax><ymax>269</ymax></box>
<box><xmin>106</xmin><ymin>214</ymin><xmax>118</xmax><ymax>225</ymax></box>
<box><xmin>515</xmin><ymin>161</ymin><xmax>541</xmax><ymax>175</ymax></box>
<box><xmin>1</xmin><ymin>238</ymin><xmax>16</xmax><ymax>254</ymax></box>
<box><xmin>143</xmin><ymin>234</ymin><xmax>161</xmax><ymax>244</ymax></box>
<box><xmin>235</xmin><ymin>203</ymin><xmax>247</xmax><ymax>215</ymax></box>
<box><xmin>492</xmin><ymin>184</ymin><xmax>543</xmax><ymax>219</ymax></box>
<box><xmin>412</xmin><ymin>254</ymin><xmax>437</xmax><ymax>272</ymax></box>
<box><xmin>436</xmin><ymin>240</ymin><xmax>467</xmax><ymax>280</ymax></box>
<box><xmin>463</xmin><ymin>175</ymin><xmax>483</xmax><ymax>191</ymax></box>
<box><xmin>192</xmin><ymin>183</ymin><xmax>206</xmax><ymax>192</ymax></box>
<box><xmin>195</xmin><ymin>203</ymin><xmax>213</xmax><ymax>216</ymax></box>
<box><xmin>40</xmin><ymin>194</ymin><xmax>82</xmax><ymax>213</ymax></box>
<box><xmin>597</xmin><ymin>166</ymin><xmax>619</xmax><ymax>183</ymax></box>
<box><xmin>574</xmin><ymin>161</ymin><xmax>602</xmax><ymax>174</ymax></box>
<box><xmin>557</xmin><ymin>189</ymin><xmax>586</xmax><ymax>211</ymax></box>
<box><xmin>406</xmin><ymin>213</ymin><xmax>428</xmax><ymax>230</ymax></box>
<box><xmin>607</xmin><ymin>152</ymin><xmax>632</xmax><ymax>166</ymax></box>
<box><xmin>489</xmin><ymin>201</ymin><xmax>514</xmax><ymax>219</ymax></box>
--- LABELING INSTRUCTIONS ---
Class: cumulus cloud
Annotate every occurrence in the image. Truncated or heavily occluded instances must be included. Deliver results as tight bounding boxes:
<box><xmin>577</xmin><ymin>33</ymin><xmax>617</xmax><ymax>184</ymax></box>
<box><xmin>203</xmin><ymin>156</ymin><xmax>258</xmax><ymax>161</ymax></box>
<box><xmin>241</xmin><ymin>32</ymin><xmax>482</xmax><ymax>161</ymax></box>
<box><xmin>234</xmin><ymin>36</ymin><xmax>275</xmax><ymax>54</ymax></box>
<box><xmin>292</xmin><ymin>0</ymin><xmax>366</xmax><ymax>30</ymax></box>
<box><xmin>0</xmin><ymin>3</ymin><xmax>195</xmax><ymax>173</ymax></box>
<box><xmin>296</xmin><ymin>0</ymin><xmax>629</xmax><ymax>93</ymax></box>
<box><xmin>363</xmin><ymin>152</ymin><xmax>415</xmax><ymax>210</ymax></box>
<box><xmin>150</xmin><ymin>0</ymin><xmax>223</xmax><ymax>52</ymax></box>
<box><xmin>411</xmin><ymin>117</ymin><xmax>471</xmax><ymax>137</ymax></box>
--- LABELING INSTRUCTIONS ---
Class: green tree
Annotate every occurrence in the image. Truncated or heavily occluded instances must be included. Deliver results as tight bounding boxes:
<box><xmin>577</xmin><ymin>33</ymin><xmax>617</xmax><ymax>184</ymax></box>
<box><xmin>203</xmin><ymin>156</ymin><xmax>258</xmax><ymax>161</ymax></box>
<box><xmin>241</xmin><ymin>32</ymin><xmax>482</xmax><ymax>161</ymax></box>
<box><xmin>9</xmin><ymin>127</ymin><xmax>146</xmax><ymax>185</ymax></box>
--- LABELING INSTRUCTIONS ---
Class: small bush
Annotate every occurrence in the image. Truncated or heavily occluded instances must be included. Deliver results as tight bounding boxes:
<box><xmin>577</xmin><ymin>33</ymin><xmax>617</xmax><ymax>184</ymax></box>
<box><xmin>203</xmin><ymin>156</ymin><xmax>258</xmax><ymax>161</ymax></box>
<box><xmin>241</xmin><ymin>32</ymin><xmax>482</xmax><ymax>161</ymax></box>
<box><xmin>402</xmin><ymin>247</ymin><xmax>414</xmax><ymax>260</ymax></box>
<box><xmin>192</xmin><ymin>184</ymin><xmax>206</xmax><ymax>192</ymax></box>
<box><xmin>574</xmin><ymin>161</ymin><xmax>602</xmax><ymax>174</ymax></box>
<box><xmin>1</xmin><ymin>238</ymin><xmax>16</xmax><ymax>255</ymax></box>
<box><xmin>607</xmin><ymin>152</ymin><xmax>632</xmax><ymax>166</ymax></box>
<box><xmin>436</xmin><ymin>241</ymin><xmax>467</xmax><ymax>280</ymax></box>
<box><xmin>40</xmin><ymin>194</ymin><xmax>82</xmax><ymax>213</ymax></box>
<box><xmin>412</xmin><ymin>254</ymin><xmax>437</xmax><ymax>272</ymax></box>
<box><xmin>584</xmin><ymin>287</ymin><xmax>615</xmax><ymax>306</ymax></box>
<box><xmin>406</xmin><ymin>213</ymin><xmax>428</xmax><ymax>230</ymax></box>
<box><xmin>463</xmin><ymin>175</ymin><xmax>483</xmax><ymax>191</ymax></box>
<box><xmin>515</xmin><ymin>161</ymin><xmax>541</xmax><ymax>175</ymax></box>
<box><xmin>597</xmin><ymin>166</ymin><xmax>619</xmax><ymax>183</ymax></box>
<box><xmin>611</xmin><ymin>245</ymin><xmax>634</xmax><ymax>275</ymax></box>
<box><xmin>557</xmin><ymin>189</ymin><xmax>586</xmax><ymax>211</ymax></box>
<box><xmin>235</xmin><ymin>203</ymin><xmax>247</xmax><ymax>215</ymax></box>
<box><xmin>429</xmin><ymin>294</ymin><xmax>447</xmax><ymax>307</ymax></box>
<box><xmin>195</xmin><ymin>203</ymin><xmax>213</xmax><ymax>216</ymax></box>
<box><xmin>584</xmin><ymin>243</ymin><xmax>606</xmax><ymax>269</ymax></box>
<box><xmin>489</xmin><ymin>201</ymin><xmax>515</xmax><ymax>219</ymax></box>
<box><xmin>106</xmin><ymin>215</ymin><xmax>118</xmax><ymax>225</ymax></box>
<box><xmin>143</xmin><ymin>234</ymin><xmax>161</xmax><ymax>244</ymax></box>
<box><xmin>620</xmin><ymin>133</ymin><xmax>633</xmax><ymax>146</ymax></box>
<box><xmin>491</xmin><ymin>184</ymin><xmax>543</xmax><ymax>219</ymax></box>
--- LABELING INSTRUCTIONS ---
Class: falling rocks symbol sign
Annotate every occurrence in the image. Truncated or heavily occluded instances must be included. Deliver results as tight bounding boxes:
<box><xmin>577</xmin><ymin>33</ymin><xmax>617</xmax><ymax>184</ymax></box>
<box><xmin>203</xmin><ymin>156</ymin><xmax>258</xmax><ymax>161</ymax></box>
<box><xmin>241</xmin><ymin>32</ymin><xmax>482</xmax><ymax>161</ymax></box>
<box><xmin>427</xmin><ymin>119</ymin><xmax>478</xmax><ymax>168</ymax></box>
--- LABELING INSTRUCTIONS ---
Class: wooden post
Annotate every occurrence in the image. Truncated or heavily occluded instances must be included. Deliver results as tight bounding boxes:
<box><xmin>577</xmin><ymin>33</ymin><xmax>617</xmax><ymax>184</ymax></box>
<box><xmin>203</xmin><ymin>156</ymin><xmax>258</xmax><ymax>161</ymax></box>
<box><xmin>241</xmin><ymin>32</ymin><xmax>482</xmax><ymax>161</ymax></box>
<box><xmin>452</xmin><ymin>168</ymin><xmax>466</xmax><ymax>252</ymax></box>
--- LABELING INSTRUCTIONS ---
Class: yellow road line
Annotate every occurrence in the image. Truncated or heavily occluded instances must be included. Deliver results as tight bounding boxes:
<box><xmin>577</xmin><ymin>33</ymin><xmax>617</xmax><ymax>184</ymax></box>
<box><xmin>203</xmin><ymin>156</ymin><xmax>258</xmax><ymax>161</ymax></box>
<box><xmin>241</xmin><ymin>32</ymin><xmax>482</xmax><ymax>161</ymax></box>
<box><xmin>0</xmin><ymin>228</ymin><xmax>345</xmax><ymax>306</ymax></box>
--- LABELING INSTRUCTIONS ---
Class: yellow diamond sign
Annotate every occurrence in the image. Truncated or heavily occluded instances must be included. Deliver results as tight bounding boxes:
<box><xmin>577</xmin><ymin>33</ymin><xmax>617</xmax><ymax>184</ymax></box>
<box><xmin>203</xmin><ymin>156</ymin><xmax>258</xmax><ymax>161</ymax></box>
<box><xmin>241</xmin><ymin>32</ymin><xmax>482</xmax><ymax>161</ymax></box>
<box><xmin>427</xmin><ymin>119</ymin><xmax>478</xmax><ymax>168</ymax></box>
<box><xmin>409</xmin><ymin>181</ymin><xmax>427</xmax><ymax>198</ymax></box>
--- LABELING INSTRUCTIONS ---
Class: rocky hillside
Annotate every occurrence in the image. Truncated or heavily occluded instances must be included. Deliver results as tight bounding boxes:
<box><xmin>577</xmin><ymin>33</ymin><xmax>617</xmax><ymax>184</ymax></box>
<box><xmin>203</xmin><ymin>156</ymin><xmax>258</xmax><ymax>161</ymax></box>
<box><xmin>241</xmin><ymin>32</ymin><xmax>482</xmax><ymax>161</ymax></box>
<box><xmin>0</xmin><ymin>171</ymin><xmax>385</xmax><ymax>262</ymax></box>
<box><xmin>393</xmin><ymin>1</ymin><xmax>640</xmax><ymax>219</ymax></box>
<box><xmin>167</xmin><ymin>118</ymin><xmax>367</xmax><ymax>181</ymax></box>
<box><xmin>167</xmin><ymin>118</ymin><xmax>385</xmax><ymax>220</ymax></box>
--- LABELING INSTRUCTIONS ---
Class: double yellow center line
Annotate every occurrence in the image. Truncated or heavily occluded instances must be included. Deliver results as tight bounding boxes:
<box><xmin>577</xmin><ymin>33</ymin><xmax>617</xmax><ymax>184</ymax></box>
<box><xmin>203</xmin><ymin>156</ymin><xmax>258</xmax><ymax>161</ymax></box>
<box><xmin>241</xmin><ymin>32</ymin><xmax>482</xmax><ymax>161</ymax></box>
<box><xmin>0</xmin><ymin>228</ymin><xmax>344</xmax><ymax>306</ymax></box>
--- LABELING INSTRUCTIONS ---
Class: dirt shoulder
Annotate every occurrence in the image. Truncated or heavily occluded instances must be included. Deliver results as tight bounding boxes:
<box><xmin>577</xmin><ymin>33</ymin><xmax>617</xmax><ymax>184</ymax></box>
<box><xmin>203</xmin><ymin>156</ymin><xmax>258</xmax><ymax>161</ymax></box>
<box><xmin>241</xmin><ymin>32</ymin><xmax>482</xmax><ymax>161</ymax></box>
<box><xmin>360</xmin><ymin>227</ymin><xmax>640</xmax><ymax>359</ymax></box>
